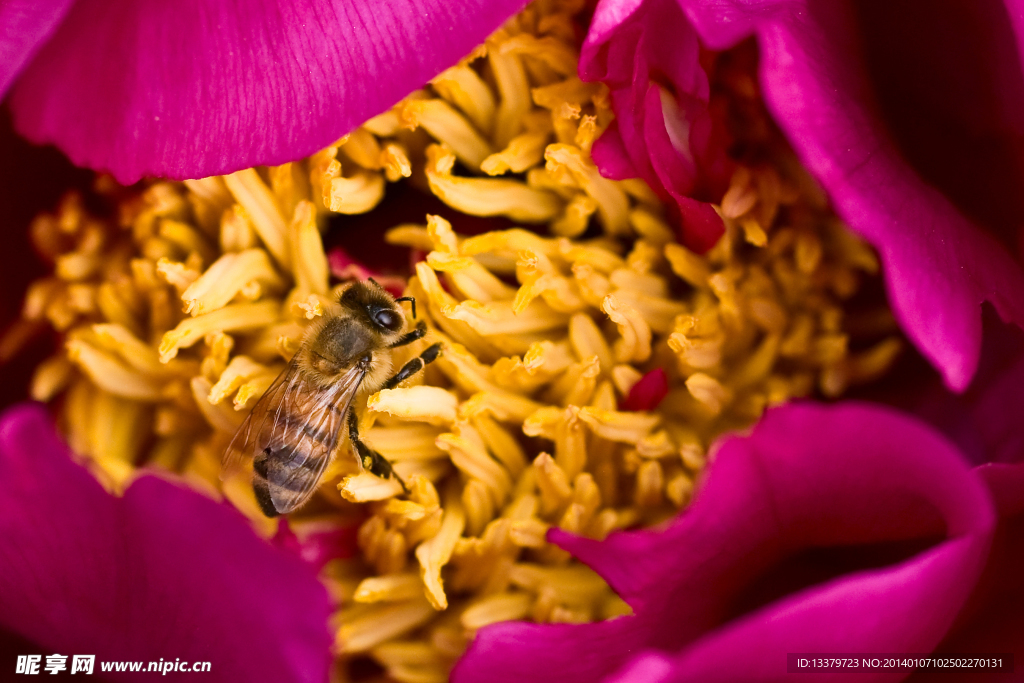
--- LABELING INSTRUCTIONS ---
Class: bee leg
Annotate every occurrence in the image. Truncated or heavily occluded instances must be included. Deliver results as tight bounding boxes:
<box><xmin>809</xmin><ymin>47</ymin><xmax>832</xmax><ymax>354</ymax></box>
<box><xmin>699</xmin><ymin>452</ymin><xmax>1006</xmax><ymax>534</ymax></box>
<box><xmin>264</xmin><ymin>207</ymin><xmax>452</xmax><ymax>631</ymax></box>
<box><xmin>347</xmin><ymin>410</ymin><xmax>409</xmax><ymax>494</ymax></box>
<box><xmin>389</xmin><ymin>321</ymin><xmax>427</xmax><ymax>349</ymax></box>
<box><xmin>394</xmin><ymin>296</ymin><xmax>417</xmax><ymax>319</ymax></box>
<box><xmin>381</xmin><ymin>342</ymin><xmax>442</xmax><ymax>390</ymax></box>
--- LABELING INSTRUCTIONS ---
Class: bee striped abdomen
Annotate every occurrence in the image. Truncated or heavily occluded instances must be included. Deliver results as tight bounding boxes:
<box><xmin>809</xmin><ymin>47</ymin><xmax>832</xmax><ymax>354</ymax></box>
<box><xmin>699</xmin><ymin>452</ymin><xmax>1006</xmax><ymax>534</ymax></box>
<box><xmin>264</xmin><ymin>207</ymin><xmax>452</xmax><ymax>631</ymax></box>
<box><xmin>253</xmin><ymin>438</ymin><xmax>333</xmax><ymax>516</ymax></box>
<box><xmin>251</xmin><ymin>396</ymin><xmax>343</xmax><ymax>515</ymax></box>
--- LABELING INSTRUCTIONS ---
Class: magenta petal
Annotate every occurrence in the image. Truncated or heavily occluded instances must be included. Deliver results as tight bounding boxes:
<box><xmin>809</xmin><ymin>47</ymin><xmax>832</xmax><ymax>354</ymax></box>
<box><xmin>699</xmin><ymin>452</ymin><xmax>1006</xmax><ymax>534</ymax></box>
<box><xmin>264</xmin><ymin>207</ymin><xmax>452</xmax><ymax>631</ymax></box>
<box><xmin>897</xmin><ymin>313</ymin><xmax>1024</xmax><ymax>467</ymax></box>
<box><xmin>274</xmin><ymin>517</ymin><xmax>360</xmax><ymax>572</ymax></box>
<box><xmin>454</xmin><ymin>618</ymin><xmax>653</xmax><ymax>683</ymax></box>
<box><xmin>641</xmin><ymin>85</ymin><xmax>699</xmax><ymax>195</ymax></box>
<box><xmin>0</xmin><ymin>403</ymin><xmax>332</xmax><ymax>681</ymax></box>
<box><xmin>676</xmin><ymin>0</ymin><xmax>1024</xmax><ymax>390</ymax></box>
<box><xmin>453</xmin><ymin>403</ymin><xmax>995</xmax><ymax>683</ymax></box>
<box><xmin>918</xmin><ymin>462</ymin><xmax>1024</xmax><ymax>682</ymax></box>
<box><xmin>621</xmin><ymin>368</ymin><xmax>669</xmax><ymax>411</ymax></box>
<box><xmin>605</xmin><ymin>652</ymin><xmax>673</xmax><ymax>683</ymax></box>
<box><xmin>590</xmin><ymin>121</ymin><xmax>638</xmax><ymax>180</ymax></box>
<box><xmin>582</xmin><ymin>0</ymin><xmax>709</xmax><ymax>105</ymax></box>
<box><xmin>8</xmin><ymin>0</ymin><xmax>527</xmax><ymax>183</ymax></box>
<box><xmin>959</xmin><ymin>351</ymin><xmax>1024</xmax><ymax>468</ymax></box>
<box><xmin>581</xmin><ymin>0</ymin><xmax>730</xmax><ymax>251</ymax></box>
<box><xmin>674</xmin><ymin>195</ymin><xmax>725</xmax><ymax>253</ymax></box>
<box><xmin>0</xmin><ymin>0</ymin><xmax>75</xmax><ymax>97</ymax></box>
<box><xmin>640</xmin><ymin>84</ymin><xmax>725</xmax><ymax>251</ymax></box>
<box><xmin>977</xmin><ymin>463</ymin><xmax>1024</xmax><ymax>516</ymax></box>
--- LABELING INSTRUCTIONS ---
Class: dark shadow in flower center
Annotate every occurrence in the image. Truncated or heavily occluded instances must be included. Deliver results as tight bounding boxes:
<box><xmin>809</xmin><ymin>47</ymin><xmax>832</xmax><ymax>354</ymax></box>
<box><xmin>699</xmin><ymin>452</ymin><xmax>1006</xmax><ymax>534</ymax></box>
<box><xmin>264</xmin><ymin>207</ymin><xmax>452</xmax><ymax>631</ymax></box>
<box><xmin>854</xmin><ymin>0</ymin><xmax>1024</xmax><ymax>253</ymax></box>
<box><xmin>723</xmin><ymin>534</ymin><xmax>945</xmax><ymax>622</ymax></box>
<box><xmin>0</xmin><ymin>108</ymin><xmax>96</xmax><ymax>411</ymax></box>
<box><xmin>322</xmin><ymin>178</ymin><xmax>519</xmax><ymax>278</ymax></box>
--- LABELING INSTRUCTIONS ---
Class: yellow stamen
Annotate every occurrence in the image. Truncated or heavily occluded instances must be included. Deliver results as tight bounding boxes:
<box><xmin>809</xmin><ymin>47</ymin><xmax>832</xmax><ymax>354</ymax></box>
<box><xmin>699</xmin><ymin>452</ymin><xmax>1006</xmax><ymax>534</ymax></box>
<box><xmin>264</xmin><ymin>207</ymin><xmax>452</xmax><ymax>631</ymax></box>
<box><xmin>545</xmin><ymin>144</ymin><xmax>629</xmax><ymax>234</ymax></box>
<box><xmin>182</xmin><ymin>249</ymin><xmax>283</xmax><ymax>316</ymax></box>
<box><xmin>158</xmin><ymin>219</ymin><xmax>215</xmax><ymax>265</ymax></box>
<box><xmin>223</xmin><ymin>169</ymin><xmax>290</xmax><ymax>267</ymax></box>
<box><xmin>401</xmin><ymin>99</ymin><xmax>492</xmax><ymax>171</ymax></box>
<box><xmin>432</xmin><ymin>64</ymin><xmax>497</xmax><ymax>137</ymax></box>
<box><xmin>577</xmin><ymin>407</ymin><xmax>661</xmax><ymax>443</ymax></box>
<box><xmin>425</xmin><ymin>145</ymin><xmax>563</xmax><ymax>223</ymax></box>
<box><xmin>66</xmin><ymin>339</ymin><xmax>166</xmax><ymax>401</ymax></box>
<box><xmin>369</xmin><ymin>386</ymin><xmax>460</xmax><ymax>426</ymax></box>
<box><xmin>353</xmin><ymin>573</ymin><xmax>425</xmax><ymax>604</ymax></box>
<box><xmin>340</xmin><ymin>473</ymin><xmax>405</xmax><ymax>502</ymax></box>
<box><xmin>487</xmin><ymin>37</ymin><xmax>531</xmax><ymax>148</ymax></box>
<box><xmin>207</xmin><ymin>355</ymin><xmax>274</xmax><ymax>405</ymax></box>
<box><xmin>325</xmin><ymin>167</ymin><xmax>385</xmax><ymax>215</ymax></box>
<box><xmin>461</xmin><ymin>592</ymin><xmax>533</xmax><ymax>630</ymax></box>
<box><xmin>380</xmin><ymin>143</ymin><xmax>413</xmax><ymax>182</ymax></box>
<box><xmin>552</xmin><ymin>193</ymin><xmax>598</xmax><ymax>237</ymax></box>
<box><xmin>415</xmin><ymin>496</ymin><xmax>465</xmax><ymax>610</ymax></box>
<box><xmin>340</xmin><ymin>127</ymin><xmax>383</xmax><ymax>170</ymax></box>
<box><xmin>288</xmin><ymin>201</ymin><xmax>329</xmax><ymax>295</ymax></box>
<box><xmin>190</xmin><ymin>376</ymin><xmax>244</xmax><ymax>433</ymax></box>
<box><xmin>338</xmin><ymin>599</ymin><xmax>436</xmax><ymax>654</ymax></box>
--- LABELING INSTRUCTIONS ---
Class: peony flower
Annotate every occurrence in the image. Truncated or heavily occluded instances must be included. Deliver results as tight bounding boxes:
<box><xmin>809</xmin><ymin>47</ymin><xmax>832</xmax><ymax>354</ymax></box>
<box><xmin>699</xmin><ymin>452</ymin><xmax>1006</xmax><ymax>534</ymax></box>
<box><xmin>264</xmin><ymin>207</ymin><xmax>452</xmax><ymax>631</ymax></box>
<box><xmin>2</xmin><ymin>0</ymin><xmax>913</xmax><ymax>673</ymax></box>
<box><xmin>453</xmin><ymin>400</ymin><xmax>1022</xmax><ymax>682</ymax></box>
<box><xmin>6</xmin><ymin>0</ymin><xmax>1020</xmax><ymax>679</ymax></box>
<box><xmin>583</xmin><ymin>0</ymin><xmax>1024</xmax><ymax>392</ymax></box>
<box><xmin>0</xmin><ymin>403</ymin><xmax>334</xmax><ymax>681</ymax></box>
<box><xmin>0</xmin><ymin>0</ymin><xmax>526</xmax><ymax>183</ymax></box>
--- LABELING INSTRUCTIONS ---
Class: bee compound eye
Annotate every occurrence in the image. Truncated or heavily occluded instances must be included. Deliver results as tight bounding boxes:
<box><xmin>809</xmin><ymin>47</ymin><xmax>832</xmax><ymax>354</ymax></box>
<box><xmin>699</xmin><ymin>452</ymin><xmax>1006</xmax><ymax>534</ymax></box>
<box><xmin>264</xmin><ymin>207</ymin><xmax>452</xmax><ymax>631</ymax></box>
<box><xmin>373</xmin><ymin>308</ymin><xmax>402</xmax><ymax>331</ymax></box>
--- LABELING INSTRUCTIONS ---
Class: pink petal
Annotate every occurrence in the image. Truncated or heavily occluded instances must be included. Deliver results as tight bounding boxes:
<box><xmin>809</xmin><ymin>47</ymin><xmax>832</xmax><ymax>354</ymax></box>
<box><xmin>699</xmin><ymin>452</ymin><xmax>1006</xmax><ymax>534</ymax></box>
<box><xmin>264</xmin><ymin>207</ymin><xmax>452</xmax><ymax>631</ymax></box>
<box><xmin>640</xmin><ymin>83</ymin><xmax>728</xmax><ymax>252</ymax></box>
<box><xmin>959</xmin><ymin>351</ymin><xmax>1024</xmax><ymax>468</ymax></box>
<box><xmin>867</xmin><ymin>318</ymin><xmax>1024</xmax><ymax>673</ymax></box>
<box><xmin>453</xmin><ymin>402</ymin><xmax>996</xmax><ymax>683</ymax></box>
<box><xmin>673</xmin><ymin>195</ymin><xmax>726</xmax><ymax>254</ymax></box>
<box><xmin>590</xmin><ymin>120</ymin><xmax>638</xmax><ymax>180</ymax></box>
<box><xmin>580</xmin><ymin>0</ymin><xmax>730</xmax><ymax>252</ymax></box>
<box><xmin>900</xmin><ymin>313</ymin><xmax>1024</xmax><ymax>468</ymax></box>
<box><xmin>0</xmin><ymin>0</ymin><xmax>75</xmax><ymax>97</ymax></box>
<box><xmin>620</xmin><ymin>368</ymin><xmax>669</xmax><ymax>411</ymax></box>
<box><xmin>8</xmin><ymin>0</ymin><xmax>527</xmax><ymax>183</ymax></box>
<box><xmin>976</xmin><ymin>463</ymin><xmax>1024</xmax><ymax>517</ymax></box>
<box><xmin>453</xmin><ymin>618</ymin><xmax>648</xmax><ymax>683</ymax></box>
<box><xmin>0</xmin><ymin>403</ymin><xmax>332</xmax><ymax>681</ymax></box>
<box><xmin>605</xmin><ymin>652</ymin><xmax>673</xmax><ymax>683</ymax></box>
<box><xmin>676</xmin><ymin>0</ymin><xmax>1024</xmax><ymax>390</ymax></box>
<box><xmin>273</xmin><ymin>517</ymin><xmax>360</xmax><ymax>572</ymax></box>
<box><xmin>914</xmin><ymin>463</ymin><xmax>1024</xmax><ymax>682</ymax></box>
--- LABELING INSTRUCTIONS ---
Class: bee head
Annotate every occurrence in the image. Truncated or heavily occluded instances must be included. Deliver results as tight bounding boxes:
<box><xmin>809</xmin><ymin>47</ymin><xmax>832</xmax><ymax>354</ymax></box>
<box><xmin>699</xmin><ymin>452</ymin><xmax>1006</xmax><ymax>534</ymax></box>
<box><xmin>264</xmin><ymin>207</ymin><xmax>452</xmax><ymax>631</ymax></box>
<box><xmin>339</xmin><ymin>280</ymin><xmax>407</xmax><ymax>336</ymax></box>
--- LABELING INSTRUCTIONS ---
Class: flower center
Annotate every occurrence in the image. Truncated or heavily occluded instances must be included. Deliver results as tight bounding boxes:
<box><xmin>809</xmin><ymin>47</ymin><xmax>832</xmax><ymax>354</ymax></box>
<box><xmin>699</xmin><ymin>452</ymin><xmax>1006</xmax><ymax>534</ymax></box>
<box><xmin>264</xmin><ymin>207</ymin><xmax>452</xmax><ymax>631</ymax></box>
<box><xmin>6</xmin><ymin>2</ymin><xmax>900</xmax><ymax>681</ymax></box>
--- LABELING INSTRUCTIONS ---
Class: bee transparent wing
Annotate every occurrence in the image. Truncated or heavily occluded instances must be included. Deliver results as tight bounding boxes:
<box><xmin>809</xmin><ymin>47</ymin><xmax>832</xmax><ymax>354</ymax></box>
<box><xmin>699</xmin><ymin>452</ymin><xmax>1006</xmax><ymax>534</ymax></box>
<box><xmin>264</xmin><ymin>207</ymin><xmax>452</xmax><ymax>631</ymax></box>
<box><xmin>223</xmin><ymin>358</ymin><xmax>367</xmax><ymax>515</ymax></box>
<box><xmin>266</xmin><ymin>365</ymin><xmax>366</xmax><ymax>513</ymax></box>
<box><xmin>222</xmin><ymin>358</ymin><xmax>302</xmax><ymax>477</ymax></box>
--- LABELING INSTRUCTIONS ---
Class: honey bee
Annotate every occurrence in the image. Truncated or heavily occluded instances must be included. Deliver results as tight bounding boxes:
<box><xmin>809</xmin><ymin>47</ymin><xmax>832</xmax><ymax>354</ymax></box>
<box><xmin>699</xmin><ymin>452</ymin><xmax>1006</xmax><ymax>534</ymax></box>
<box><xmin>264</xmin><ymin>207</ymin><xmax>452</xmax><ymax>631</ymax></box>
<box><xmin>224</xmin><ymin>279</ymin><xmax>441</xmax><ymax>517</ymax></box>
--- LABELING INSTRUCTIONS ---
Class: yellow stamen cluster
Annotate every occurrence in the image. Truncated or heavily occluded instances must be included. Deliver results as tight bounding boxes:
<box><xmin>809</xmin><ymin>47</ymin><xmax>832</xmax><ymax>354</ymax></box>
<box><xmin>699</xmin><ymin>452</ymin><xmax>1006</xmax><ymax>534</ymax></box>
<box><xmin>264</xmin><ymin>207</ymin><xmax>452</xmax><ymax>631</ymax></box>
<box><xmin>6</xmin><ymin>1</ymin><xmax>900</xmax><ymax>681</ymax></box>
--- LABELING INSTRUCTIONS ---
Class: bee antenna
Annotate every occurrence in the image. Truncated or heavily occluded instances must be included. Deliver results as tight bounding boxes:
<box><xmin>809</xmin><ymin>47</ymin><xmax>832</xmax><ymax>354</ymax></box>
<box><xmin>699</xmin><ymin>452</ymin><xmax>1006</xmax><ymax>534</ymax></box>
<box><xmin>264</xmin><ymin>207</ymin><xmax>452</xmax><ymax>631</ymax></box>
<box><xmin>395</xmin><ymin>296</ymin><xmax>416</xmax><ymax>319</ymax></box>
<box><xmin>367</xmin><ymin>277</ymin><xmax>380</xmax><ymax>288</ymax></box>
